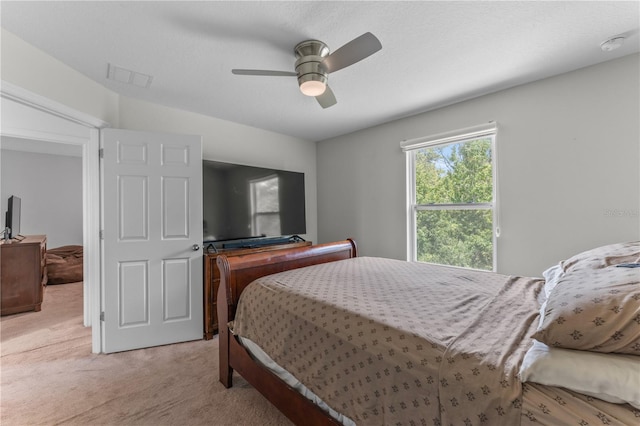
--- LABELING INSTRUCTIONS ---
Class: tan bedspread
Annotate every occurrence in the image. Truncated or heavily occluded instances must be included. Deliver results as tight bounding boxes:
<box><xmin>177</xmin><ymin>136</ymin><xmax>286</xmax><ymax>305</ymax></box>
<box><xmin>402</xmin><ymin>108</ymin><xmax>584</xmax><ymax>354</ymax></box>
<box><xmin>232</xmin><ymin>257</ymin><xmax>548</xmax><ymax>425</ymax></box>
<box><xmin>521</xmin><ymin>383</ymin><xmax>639</xmax><ymax>426</ymax></box>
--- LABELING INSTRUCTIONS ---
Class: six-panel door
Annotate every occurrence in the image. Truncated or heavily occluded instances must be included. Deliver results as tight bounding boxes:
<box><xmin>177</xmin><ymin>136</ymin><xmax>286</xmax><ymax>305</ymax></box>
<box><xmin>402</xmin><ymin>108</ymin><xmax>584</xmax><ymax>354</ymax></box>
<box><xmin>101</xmin><ymin>129</ymin><xmax>203</xmax><ymax>353</ymax></box>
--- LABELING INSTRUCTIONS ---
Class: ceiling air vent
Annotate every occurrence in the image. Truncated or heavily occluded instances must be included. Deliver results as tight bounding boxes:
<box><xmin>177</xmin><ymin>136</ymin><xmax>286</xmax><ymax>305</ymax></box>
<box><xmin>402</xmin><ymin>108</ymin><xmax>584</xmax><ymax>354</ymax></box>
<box><xmin>107</xmin><ymin>63</ymin><xmax>153</xmax><ymax>88</ymax></box>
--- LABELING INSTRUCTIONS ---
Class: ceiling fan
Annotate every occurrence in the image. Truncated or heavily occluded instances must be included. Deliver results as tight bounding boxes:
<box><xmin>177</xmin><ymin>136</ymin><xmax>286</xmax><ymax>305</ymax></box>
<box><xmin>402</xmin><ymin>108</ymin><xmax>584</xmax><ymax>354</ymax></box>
<box><xmin>232</xmin><ymin>32</ymin><xmax>382</xmax><ymax>108</ymax></box>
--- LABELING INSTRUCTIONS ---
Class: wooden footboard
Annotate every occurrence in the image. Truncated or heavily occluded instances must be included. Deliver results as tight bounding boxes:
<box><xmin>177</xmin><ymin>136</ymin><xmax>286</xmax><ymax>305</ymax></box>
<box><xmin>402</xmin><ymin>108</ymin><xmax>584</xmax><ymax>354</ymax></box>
<box><xmin>216</xmin><ymin>239</ymin><xmax>357</xmax><ymax>425</ymax></box>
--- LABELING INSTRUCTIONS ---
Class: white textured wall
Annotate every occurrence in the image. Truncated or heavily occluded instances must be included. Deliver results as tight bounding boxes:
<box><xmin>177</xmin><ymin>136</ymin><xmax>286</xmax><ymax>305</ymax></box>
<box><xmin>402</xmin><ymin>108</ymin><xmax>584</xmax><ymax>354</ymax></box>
<box><xmin>317</xmin><ymin>54</ymin><xmax>640</xmax><ymax>277</ymax></box>
<box><xmin>1</xmin><ymin>148</ymin><xmax>83</xmax><ymax>248</ymax></box>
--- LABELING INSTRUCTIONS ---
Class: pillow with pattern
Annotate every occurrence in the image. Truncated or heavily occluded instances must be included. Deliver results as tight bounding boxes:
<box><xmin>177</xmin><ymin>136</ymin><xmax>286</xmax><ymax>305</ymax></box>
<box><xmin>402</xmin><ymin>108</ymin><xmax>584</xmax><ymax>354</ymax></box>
<box><xmin>532</xmin><ymin>262</ymin><xmax>640</xmax><ymax>354</ymax></box>
<box><xmin>539</xmin><ymin>241</ymin><xmax>639</xmax><ymax>305</ymax></box>
<box><xmin>559</xmin><ymin>241</ymin><xmax>639</xmax><ymax>273</ymax></box>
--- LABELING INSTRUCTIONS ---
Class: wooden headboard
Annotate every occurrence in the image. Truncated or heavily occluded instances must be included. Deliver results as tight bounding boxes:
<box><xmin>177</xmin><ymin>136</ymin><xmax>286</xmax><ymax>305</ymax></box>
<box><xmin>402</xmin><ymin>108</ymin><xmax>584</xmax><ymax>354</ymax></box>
<box><xmin>216</xmin><ymin>238</ymin><xmax>357</xmax><ymax>322</ymax></box>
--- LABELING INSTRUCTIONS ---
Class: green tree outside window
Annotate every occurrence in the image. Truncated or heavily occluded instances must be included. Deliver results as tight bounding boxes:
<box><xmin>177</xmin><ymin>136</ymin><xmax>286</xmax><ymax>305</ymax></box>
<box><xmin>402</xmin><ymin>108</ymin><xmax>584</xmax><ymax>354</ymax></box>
<box><xmin>412</xmin><ymin>137</ymin><xmax>494</xmax><ymax>270</ymax></box>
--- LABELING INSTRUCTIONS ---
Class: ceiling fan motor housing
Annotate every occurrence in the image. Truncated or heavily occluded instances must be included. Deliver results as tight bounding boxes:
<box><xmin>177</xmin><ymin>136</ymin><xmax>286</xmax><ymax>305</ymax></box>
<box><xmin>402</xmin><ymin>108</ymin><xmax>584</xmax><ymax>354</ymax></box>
<box><xmin>294</xmin><ymin>40</ymin><xmax>329</xmax><ymax>95</ymax></box>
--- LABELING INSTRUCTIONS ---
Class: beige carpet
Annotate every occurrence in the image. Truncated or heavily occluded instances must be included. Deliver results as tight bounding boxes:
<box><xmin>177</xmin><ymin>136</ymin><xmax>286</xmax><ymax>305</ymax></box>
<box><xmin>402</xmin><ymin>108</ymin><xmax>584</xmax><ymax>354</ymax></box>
<box><xmin>0</xmin><ymin>282</ymin><xmax>293</xmax><ymax>426</ymax></box>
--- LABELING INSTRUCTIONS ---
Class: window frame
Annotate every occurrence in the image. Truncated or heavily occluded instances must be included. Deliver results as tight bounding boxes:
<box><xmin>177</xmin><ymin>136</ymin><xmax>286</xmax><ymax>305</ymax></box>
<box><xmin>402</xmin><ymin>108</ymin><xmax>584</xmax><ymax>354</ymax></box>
<box><xmin>402</xmin><ymin>123</ymin><xmax>498</xmax><ymax>271</ymax></box>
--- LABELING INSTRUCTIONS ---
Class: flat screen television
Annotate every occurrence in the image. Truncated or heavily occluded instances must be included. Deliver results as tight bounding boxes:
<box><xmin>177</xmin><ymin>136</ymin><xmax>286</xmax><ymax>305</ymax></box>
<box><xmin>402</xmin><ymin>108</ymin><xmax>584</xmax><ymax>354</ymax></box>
<box><xmin>202</xmin><ymin>160</ymin><xmax>306</xmax><ymax>246</ymax></box>
<box><xmin>5</xmin><ymin>195</ymin><xmax>22</xmax><ymax>239</ymax></box>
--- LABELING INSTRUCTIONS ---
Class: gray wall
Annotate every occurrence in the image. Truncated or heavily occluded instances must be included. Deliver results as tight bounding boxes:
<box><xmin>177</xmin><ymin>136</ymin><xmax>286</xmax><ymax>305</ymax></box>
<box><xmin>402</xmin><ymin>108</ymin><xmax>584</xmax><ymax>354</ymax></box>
<box><xmin>317</xmin><ymin>54</ymin><xmax>640</xmax><ymax>277</ymax></box>
<box><xmin>1</xmin><ymin>148</ymin><xmax>83</xmax><ymax>248</ymax></box>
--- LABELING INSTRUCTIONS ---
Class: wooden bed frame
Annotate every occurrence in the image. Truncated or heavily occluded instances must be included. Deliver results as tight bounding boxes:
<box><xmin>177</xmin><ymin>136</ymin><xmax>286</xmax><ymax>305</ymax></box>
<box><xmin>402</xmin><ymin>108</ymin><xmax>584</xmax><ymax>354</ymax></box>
<box><xmin>216</xmin><ymin>239</ymin><xmax>358</xmax><ymax>426</ymax></box>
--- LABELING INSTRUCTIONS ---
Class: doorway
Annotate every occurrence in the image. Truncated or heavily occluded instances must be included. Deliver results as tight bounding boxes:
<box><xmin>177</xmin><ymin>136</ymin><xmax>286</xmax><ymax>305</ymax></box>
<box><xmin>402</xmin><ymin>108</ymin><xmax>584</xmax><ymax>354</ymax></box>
<box><xmin>1</xmin><ymin>81</ymin><xmax>105</xmax><ymax>352</ymax></box>
<box><xmin>1</xmin><ymin>137</ymin><xmax>84</xmax><ymax>319</ymax></box>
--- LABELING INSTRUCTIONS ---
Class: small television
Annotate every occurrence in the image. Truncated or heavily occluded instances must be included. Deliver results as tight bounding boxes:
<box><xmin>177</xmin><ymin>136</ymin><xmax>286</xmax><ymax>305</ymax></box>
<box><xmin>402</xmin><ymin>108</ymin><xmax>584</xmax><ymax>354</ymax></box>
<box><xmin>202</xmin><ymin>160</ymin><xmax>306</xmax><ymax>247</ymax></box>
<box><xmin>5</xmin><ymin>195</ymin><xmax>22</xmax><ymax>239</ymax></box>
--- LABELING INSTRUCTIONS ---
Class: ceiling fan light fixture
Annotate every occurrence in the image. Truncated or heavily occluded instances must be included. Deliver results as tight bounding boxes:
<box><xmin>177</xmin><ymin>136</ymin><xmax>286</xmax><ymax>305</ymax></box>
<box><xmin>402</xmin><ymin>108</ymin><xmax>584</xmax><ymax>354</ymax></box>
<box><xmin>231</xmin><ymin>33</ymin><xmax>381</xmax><ymax>108</ymax></box>
<box><xmin>299</xmin><ymin>78</ymin><xmax>327</xmax><ymax>97</ymax></box>
<box><xmin>295</xmin><ymin>52</ymin><xmax>329</xmax><ymax>97</ymax></box>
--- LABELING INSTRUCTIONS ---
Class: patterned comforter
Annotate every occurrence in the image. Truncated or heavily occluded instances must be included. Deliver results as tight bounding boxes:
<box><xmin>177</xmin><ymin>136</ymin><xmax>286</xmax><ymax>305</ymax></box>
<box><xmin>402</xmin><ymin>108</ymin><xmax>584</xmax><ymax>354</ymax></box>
<box><xmin>231</xmin><ymin>257</ymin><xmax>541</xmax><ymax>425</ymax></box>
<box><xmin>230</xmin><ymin>257</ymin><xmax>636</xmax><ymax>425</ymax></box>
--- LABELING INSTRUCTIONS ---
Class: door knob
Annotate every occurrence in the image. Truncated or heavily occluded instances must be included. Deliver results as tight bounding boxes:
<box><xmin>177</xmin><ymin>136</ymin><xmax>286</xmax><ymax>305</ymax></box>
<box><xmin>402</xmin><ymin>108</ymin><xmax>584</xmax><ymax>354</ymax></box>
<box><xmin>192</xmin><ymin>244</ymin><xmax>200</xmax><ymax>251</ymax></box>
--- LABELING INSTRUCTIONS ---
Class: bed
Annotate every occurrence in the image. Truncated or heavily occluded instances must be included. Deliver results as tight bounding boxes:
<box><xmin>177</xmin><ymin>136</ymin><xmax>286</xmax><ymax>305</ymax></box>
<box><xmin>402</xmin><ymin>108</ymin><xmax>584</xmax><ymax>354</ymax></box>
<box><xmin>216</xmin><ymin>239</ymin><xmax>639</xmax><ymax>425</ymax></box>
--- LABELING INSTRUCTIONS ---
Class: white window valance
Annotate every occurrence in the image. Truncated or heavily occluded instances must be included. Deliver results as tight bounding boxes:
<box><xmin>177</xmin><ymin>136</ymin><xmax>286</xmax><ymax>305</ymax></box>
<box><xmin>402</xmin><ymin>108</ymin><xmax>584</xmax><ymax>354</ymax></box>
<box><xmin>400</xmin><ymin>121</ymin><xmax>497</xmax><ymax>152</ymax></box>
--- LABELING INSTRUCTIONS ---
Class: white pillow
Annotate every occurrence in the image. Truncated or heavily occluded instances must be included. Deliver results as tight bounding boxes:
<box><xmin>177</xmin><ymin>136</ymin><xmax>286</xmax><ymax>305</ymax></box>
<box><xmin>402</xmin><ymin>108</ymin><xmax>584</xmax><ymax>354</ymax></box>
<box><xmin>541</xmin><ymin>263</ymin><xmax>563</xmax><ymax>299</ymax></box>
<box><xmin>519</xmin><ymin>340</ymin><xmax>640</xmax><ymax>409</ymax></box>
<box><xmin>537</xmin><ymin>264</ymin><xmax>563</xmax><ymax>327</ymax></box>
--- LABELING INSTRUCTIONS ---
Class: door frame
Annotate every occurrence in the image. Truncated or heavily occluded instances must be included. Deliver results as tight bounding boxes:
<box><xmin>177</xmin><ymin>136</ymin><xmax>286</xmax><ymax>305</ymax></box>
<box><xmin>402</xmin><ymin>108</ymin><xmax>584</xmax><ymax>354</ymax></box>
<box><xmin>1</xmin><ymin>80</ymin><xmax>108</xmax><ymax>353</ymax></box>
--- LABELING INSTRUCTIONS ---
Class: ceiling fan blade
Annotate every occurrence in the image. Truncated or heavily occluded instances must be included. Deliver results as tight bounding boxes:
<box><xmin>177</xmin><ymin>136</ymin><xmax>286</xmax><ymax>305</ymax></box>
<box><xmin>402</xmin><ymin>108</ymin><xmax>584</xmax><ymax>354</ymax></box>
<box><xmin>322</xmin><ymin>32</ymin><xmax>382</xmax><ymax>74</ymax></box>
<box><xmin>232</xmin><ymin>69</ymin><xmax>297</xmax><ymax>77</ymax></box>
<box><xmin>316</xmin><ymin>85</ymin><xmax>337</xmax><ymax>109</ymax></box>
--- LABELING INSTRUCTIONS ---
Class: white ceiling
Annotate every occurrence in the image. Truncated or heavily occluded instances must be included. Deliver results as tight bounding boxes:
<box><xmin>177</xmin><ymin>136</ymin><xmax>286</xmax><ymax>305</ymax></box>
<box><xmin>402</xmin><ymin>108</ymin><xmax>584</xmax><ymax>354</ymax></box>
<box><xmin>1</xmin><ymin>1</ymin><xmax>638</xmax><ymax>142</ymax></box>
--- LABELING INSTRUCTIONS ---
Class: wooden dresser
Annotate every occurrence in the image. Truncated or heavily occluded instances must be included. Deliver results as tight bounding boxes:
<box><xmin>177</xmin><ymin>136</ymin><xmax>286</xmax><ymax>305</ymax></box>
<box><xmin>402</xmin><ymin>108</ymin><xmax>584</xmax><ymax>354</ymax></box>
<box><xmin>203</xmin><ymin>240</ymin><xmax>311</xmax><ymax>339</ymax></box>
<box><xmin>1</xmin><ymin>235</ymin><xmax>47</xmax><ymax>316</ymax></box>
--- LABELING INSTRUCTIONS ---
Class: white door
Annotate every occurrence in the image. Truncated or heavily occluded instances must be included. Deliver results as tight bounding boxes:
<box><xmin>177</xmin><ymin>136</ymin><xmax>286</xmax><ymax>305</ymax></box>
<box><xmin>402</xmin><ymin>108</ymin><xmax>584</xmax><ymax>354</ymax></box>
<box><xmin>101</xmin><ymin>129</ymin><xmax>203</xmax><ymax>353</ymax></box>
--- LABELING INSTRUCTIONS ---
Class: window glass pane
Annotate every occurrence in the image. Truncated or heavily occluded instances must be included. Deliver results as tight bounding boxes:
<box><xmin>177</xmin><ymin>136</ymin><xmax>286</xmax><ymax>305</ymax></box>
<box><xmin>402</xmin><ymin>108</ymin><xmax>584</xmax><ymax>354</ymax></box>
<box><xmin>415</xmin><ymin>138</ymin><xmax>492</xmax><ymax>204</ymax></box>
<box><xmin>416</xmin><ymin>209</ymin><xmax>493</xmax><ymax>270</ymax></box>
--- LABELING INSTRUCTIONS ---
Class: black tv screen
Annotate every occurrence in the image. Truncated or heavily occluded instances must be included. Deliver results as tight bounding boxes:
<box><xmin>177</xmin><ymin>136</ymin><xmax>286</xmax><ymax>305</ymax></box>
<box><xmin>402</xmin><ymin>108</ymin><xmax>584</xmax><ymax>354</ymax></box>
<box><xmin>5</xmin><ymin>195</ymin><xmax>21</xmax><ymax>239</ymax></box>
<box><xmin>202</xmin><ymin>160</ymin><xmax>306</xmax><ymax>243</ymax></box>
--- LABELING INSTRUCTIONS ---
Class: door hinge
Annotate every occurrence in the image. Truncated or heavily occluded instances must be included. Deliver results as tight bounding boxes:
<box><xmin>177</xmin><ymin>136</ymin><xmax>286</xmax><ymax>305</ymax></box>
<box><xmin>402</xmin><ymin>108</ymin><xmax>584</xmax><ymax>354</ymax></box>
<box><xmin>99</xmin><ymin>148</ymin><xmax>104</xmax><ymax>159</ymax></box>
<box><xmin>100</xmin><ymin>311</ymin><xmax>105</xmax><ymax>321</ymax></box>
<box><xmin>99</xmin><ymin>230</ymin><xmax>104</xmax><ymax>240</ymax></box>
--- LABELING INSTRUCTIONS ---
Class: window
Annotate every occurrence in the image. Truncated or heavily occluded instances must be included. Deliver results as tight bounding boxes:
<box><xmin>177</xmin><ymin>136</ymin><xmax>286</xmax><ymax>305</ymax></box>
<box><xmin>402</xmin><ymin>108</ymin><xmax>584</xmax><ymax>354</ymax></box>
<box><xmin>402</xmin><ymin>123</ymin><xmax>497</xmax><ymax>271</ymax></box>
<box><xmin>250</xmin><ymin>174</ymin><xmax>281</xmax><ymax>236</ymax></box>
